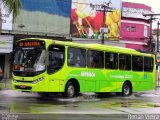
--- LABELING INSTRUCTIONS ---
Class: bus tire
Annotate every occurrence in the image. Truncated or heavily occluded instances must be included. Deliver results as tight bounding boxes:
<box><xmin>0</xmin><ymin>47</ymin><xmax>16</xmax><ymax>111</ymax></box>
<box><xmin>122</xmin><ymin>82</ymin><xmax>132</xmax><ymax>96</ymax></box>
<box><xmin>63</xmin><ymin>81</ymin><xmax>77</xmax><ymax>98</ymax></box>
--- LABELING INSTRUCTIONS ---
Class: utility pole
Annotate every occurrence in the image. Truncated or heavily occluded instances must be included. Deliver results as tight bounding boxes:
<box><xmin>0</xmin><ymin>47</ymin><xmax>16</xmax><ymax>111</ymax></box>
<box><xmin>102</xmin><ymin>4</ymin><xmax>107</xmax><ymax>45</ymax></box>
<box><xmin>156</xmin><ymin>21</ymin><xmax>160</xmax><ymax>87</ymax></box>
<box><xmin>90</xmin><ymin>1</ymin><xmax>113</xmax><ymax>44</ymax></box>
<box><xmin>157</xmin><ymin>21</ymin><xmax>160</xmax><ymax>52</ymax></box>
<box><xmin>143</xmin><ymin>13</ymin><xmax>160</xmax><ymax>52</ymax></box>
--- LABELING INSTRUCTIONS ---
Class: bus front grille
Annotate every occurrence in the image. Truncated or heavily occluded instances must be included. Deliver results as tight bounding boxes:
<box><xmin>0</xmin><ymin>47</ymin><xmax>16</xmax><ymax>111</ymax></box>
<box><xmin>15</xmin><ymin>85</ymin><xmax>32</xmax><ymax>90</ymax></box>
<box><xmin>15</xmin><ymin>80</ymin><xmax>34</xmax><ymax>83</ymax></box>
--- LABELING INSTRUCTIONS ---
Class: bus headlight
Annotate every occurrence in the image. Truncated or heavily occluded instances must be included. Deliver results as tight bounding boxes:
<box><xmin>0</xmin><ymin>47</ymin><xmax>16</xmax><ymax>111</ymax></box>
<box><xmin>13</xmin><ymin>79</ymin><xmax>18</xmax><ymax>83</ymax></box>
<box><xmin>33</xmin><ymin>77</ymin><xmax>45</xmax><ymax>84</ymax></box>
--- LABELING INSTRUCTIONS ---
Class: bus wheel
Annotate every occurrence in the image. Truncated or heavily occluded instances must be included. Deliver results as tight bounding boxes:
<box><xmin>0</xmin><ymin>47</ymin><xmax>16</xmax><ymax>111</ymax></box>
<box><xmin>122</xmin><ymin>82</ymin><xmax>132</xmax><ymax>96</ymax></box>
<box><xmin>63</xmin><ymin>82</ymin><xmax>77</xmax><ymax>98</ymax></box>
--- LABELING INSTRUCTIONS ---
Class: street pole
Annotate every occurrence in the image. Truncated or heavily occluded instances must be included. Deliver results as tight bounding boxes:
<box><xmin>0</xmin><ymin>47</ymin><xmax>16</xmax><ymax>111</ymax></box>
<box><xmin>157</xmin><ymin>21</ymin><xmax>160</xmax><ymax>52</ymax></box>
<box><xmin>143</xmin><ymin>13</ymin><xmax>160</xmax><ymax>52</ymax></box>
<box><xmin>157</xmin><ymin>21</ymin><xmax>160</xmax><ymax>87</ymax></box>
<box><xmin>150</xmin><ymin>15</ymin><xmax>153</xmax><ymax>49</ymax></box>
<box><xmin>102</xmin><ymin>5</ymin><xmax>106</xmax><ymax>45</ymax></box>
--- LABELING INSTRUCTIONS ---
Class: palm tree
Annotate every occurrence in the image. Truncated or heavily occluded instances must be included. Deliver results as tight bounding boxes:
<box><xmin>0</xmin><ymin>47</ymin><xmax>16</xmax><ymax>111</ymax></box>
<box><xmin>0</xmin><ymin>0</ymin><xmax>21</xmax><ymax>31</ymax></box>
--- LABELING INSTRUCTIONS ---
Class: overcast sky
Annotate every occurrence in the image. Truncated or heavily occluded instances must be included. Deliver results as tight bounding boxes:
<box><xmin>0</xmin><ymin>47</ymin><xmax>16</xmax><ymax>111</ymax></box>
<box><xmin>122</xmin><ymin>0</ymin><xmax>160</xmax><ymax>28</ymax></box>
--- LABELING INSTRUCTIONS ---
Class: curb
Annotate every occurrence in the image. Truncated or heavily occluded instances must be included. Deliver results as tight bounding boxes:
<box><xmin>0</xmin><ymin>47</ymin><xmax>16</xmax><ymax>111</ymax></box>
<box><xmin>0</xmin><ymin>81</ymin><xmax>12</xmax><ymax>90</ymax></box>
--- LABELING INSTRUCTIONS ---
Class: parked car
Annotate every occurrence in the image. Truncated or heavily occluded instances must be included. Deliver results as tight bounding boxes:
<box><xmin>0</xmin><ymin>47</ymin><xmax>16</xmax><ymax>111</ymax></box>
<box><xmin>0</xmin><ymin>67</ymin><xmax>3</xmax><ymax>80</ymax></box>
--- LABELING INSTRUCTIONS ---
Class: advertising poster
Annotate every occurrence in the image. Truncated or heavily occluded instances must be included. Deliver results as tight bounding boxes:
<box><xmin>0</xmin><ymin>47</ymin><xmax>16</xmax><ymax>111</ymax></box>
<box><xmin>13</xmin><ymin>0</ymin><xmax>71</xmax><ymax>36</ymax></box>
<box><xmin>0</xmin><ymin>3</ymin><xmax>13</xmax><ymax>30</ymax></box>
<box><xmin>70</xmin><ymin>0</ymin><xmax>121</xmax><ymax>40</ymax></box>
<box><xmin>0</xmin><ymin>36</ymin><xmax>13</xmax><ymax>53</ymax></box>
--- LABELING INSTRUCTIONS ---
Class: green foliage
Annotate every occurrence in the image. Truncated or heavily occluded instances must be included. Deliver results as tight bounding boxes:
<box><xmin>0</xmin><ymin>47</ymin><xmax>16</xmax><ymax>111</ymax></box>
<box><xmin>1</xmin><ymin>0</ymin><xmax>21</xmax><ymax>19</ymax></box>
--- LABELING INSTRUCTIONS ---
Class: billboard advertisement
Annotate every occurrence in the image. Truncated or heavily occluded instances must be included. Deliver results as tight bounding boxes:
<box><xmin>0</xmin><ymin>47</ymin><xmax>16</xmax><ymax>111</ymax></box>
<box><xmin>0</xmin><ymin>35</ymin><xmax>13</xmax><ymax>53</ymax></box>
<box><xmin>13</xmin><ymin>0</ymin><xmax>71</xmax><ymax>36</ymax></box>
<box><xmin>1</xmin><ymin>3</ymin><xmax>13</xmax><ymax>30</ymax></box>
<box><xmin>70</xmin><ymin>0</ymin><xmax>121</xmax><ymax>40</ymax></box>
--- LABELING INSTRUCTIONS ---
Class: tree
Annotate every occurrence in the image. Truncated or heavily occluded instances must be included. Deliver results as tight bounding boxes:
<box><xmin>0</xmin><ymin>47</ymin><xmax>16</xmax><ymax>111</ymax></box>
<box><xmin>0</xmin><ymin>0</ymin><xmax>21</xmax><ymax>31</ymax></box>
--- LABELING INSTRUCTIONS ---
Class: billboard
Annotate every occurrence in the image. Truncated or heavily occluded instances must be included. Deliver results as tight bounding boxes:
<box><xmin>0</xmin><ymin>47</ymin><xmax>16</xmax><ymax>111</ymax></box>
<box><xmin>1</xmin><ymin>3</ymin><xmax>13</xmax><ymax>30</ymax></box>
<box><xmin>70</xmin><ymin>0</ymin><xmax>121</xmax><ymax>40</ymax></box>
<box><xmin>13</xmin><ymin>0</ymin><xmax>71</xmax><ymax>36</ymax></box>
<box><xmin>0</xmin><ymin>36</ymin><xmax>13</xmax><ymax>53</ymax></box>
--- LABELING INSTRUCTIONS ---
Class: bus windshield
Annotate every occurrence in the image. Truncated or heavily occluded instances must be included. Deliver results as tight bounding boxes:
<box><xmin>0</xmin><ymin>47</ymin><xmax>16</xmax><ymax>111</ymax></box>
<box><xmin>13</xmin><ymin>47</ymin><xmax>46</xmax><ymax>76</ymax></box>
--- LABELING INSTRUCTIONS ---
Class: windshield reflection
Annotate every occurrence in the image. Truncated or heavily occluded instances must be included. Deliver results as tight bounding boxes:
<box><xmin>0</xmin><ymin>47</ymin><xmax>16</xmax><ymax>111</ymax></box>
<box><xmin>13</xmin><ymin>48</ymin><xmax>46</xmax><ymax>76</ymax></box>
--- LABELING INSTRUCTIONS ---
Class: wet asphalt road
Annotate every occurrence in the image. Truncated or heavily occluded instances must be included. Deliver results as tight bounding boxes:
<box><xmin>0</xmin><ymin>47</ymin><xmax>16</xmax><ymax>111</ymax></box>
<box><xmin>0</xmin><ymin>88</ymin><xmax>160</xmax><ymax>120</ymax></box>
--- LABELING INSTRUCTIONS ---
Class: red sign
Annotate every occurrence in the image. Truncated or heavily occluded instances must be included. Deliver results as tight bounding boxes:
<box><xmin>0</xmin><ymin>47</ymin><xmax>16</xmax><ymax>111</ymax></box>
<box><xmin>16</xmin><ymin>41</ymin><xmax>45</xmax><ymax>47</ymax></box>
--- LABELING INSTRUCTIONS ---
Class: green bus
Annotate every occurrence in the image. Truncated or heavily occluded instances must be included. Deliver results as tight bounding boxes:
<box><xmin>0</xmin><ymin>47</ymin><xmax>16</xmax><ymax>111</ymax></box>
<box><xmin>12</xmin><ymin>38</ymin><xmax>156</xmax><ymax>98</ymax></box>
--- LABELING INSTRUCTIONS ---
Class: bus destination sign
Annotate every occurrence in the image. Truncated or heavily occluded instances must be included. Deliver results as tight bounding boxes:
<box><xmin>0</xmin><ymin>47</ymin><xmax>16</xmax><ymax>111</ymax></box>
<box><xmin>16</xmin><ymin>41</ymin><xmax>45</xmax><ymax>47</ymax></box>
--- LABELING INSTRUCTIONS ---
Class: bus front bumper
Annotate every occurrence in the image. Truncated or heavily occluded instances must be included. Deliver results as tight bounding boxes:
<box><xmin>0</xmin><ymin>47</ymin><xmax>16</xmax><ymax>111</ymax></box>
<box><xmin>12</xmin><ymin>79</ymin><xmax>48</xmax><ymax>92</ymax></box>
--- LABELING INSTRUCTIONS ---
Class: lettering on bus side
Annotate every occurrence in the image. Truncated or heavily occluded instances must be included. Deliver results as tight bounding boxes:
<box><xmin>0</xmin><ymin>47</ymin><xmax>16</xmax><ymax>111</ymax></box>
<box><xmin>110</xmin><ymin>75</ymin><xmax>133</xmax><ymax>79</ymax></box>
<box><xmin>81</xmin><ymin>72</ymin><xmax>96</xmax><ymax>77</ymax></box>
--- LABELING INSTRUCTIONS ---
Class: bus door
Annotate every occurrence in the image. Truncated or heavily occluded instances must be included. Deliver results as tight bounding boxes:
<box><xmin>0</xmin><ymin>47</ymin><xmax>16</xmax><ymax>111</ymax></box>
<box><xmin>47</xmin><ymin>45</ymin><xmax>65</xmax><ymax>92</ymax></box>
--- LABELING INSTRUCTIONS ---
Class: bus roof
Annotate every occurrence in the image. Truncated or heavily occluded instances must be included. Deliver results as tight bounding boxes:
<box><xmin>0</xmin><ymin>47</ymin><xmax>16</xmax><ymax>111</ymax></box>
<box><xmin>19</xmin><ymin>38</ymin><xmax>154</xmax><ymax>57</ymax></box>
<box><xmin>54</xmin><ymin>40</ymin><xmax>153</xmax><ymax>57</ymax></box>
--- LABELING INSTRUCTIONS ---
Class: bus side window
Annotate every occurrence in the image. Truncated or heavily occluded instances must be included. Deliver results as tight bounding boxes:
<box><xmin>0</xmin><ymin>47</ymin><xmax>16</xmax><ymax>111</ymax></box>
<box><xmin>68</xmin><ymin>52</ymin><xmax>75</xmax><ymax>66</ymax></box>
<box><xmin>105</xmin><ymin>52</ymin><xmax>118</xmax><ymax>69</ymax></box>
<box><xmin>87</xmin><ymin>50</ymin><xmax>104</xmax><ymax>68</ymax></box>
<box><xmin>68</xmin><ymin>47</ymin><xmax>86</xmax><ymax>67</ymax></box>
<box><xmin>91</xmin><ymin>58</ymin><xmax>98</xmax><ymax>68</ymax></box>
<box><xmin>132</xmin><ymin>56</ymin><xmax>143</xmax><ymax>71</ymax></box>
<box><xmin>144</xmin><ymin>57</ymin><xmax>153</xmax><ymax>72</ymax></box>
<box><xmin>119</xmin><ymin>54</ymin><xmax>131</xmax><ymax>70</ymax></box>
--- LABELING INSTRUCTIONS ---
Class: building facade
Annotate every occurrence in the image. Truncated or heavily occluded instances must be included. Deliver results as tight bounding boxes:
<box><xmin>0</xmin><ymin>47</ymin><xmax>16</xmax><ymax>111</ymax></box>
<box><xmin>0</xmin><ymin>3</ymin><xmax>14</xmax><ymax>80</ymax></box>
<box><xmin>0</xmin><ymin>36</ymin><xmax>13</xmax><ymax>80</ymax></box>
<box><xmin>121</xmin><ymin>2</ymin><xmax>152</xmax><ymax>51</ymax></box>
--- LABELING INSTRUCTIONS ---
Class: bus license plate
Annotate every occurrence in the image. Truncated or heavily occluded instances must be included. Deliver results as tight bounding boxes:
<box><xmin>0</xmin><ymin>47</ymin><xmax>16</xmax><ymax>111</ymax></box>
<box><xmin>20</xmin><ymin>85</ymin><xmax>26</xmax><ymax>89</ymax></box>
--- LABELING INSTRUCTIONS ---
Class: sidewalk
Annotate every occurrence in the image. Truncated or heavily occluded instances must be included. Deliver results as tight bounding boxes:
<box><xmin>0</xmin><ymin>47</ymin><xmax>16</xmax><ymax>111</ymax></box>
<box><xmin>0</xmin><ymin>79</ymin><xmax>12</xmax><ymax>89</ymax></box>
<box><xmin>156</xmin><ymin>80</ymin><xmax>160</xmax><ymax>87</ymax></box>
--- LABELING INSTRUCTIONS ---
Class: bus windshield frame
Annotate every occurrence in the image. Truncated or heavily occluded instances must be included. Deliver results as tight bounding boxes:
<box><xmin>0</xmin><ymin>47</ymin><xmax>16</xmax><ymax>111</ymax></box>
<box><xmin>13</xmin><ymin>46</ymin><xmax>46</xmax><ymax>77</ymax></box>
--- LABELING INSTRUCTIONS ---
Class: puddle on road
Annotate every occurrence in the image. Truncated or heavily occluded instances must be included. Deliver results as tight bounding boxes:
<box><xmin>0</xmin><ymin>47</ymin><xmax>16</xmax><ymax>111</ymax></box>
<box><xmin>101</xmin><ymin>102</ymin><xmax>149</xmax><ymax>108</ymax></box>
<box><xmin>1</xmin><ymin>90</ymin><xmax>160</xmax><ymax>114</ymax></box>
<box><xmin>100</xmin><ymin>96</ymin><xmax>160</xmax><ymax>109</ymax></box>
<box><xmin>138</xmin><ymin>94</ymin><xmax>160</xmax><ymax>98</ymax></box>
<box><xmin>58</xmin><ymin>93</ymin><xmax>100</xmax><ymax>103</ymax></box>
